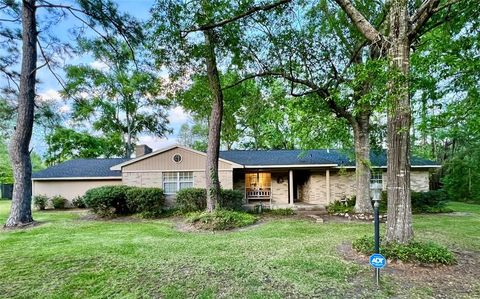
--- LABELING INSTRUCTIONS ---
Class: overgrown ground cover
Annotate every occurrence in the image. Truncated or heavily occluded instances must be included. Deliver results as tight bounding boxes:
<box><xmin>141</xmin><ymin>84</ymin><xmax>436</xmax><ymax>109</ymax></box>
<box><xmin>0</xmin><ymin>200</ymin><xmax>479</xmax><ymax>298</ymax></box>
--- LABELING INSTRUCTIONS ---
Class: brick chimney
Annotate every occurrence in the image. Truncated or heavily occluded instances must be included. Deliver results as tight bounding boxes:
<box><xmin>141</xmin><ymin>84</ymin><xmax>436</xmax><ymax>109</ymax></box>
<box><xmin>135</xmin><ymin>144</ymin><xmax>152</xmax><ymax>158</ymax></box>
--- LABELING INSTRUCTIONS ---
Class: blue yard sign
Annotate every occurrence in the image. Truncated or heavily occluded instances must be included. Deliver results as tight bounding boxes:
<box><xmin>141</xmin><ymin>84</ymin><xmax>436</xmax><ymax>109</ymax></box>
<box><xmin>369</xmin><ymin>253</ymin><xmax>387</xmax><ymax>269</ymax></box>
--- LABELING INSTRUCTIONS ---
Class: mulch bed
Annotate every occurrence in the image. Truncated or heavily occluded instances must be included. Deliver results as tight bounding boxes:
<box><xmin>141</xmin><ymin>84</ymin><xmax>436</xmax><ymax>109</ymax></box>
<box><xmin>337</xmin><ymin>241</ymin><xmax>480</xmax><ymax>298</ymax></box>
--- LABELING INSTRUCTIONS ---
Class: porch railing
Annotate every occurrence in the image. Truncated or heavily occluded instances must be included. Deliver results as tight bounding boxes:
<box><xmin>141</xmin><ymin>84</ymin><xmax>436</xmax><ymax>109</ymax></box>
<box><xmin>246</xmin><ymin>188</ymin><xmax>271</xmax><ymax>199</ymax></box>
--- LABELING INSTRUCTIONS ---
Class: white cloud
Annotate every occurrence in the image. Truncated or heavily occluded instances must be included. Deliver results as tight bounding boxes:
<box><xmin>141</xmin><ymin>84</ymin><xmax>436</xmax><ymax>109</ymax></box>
<box><xmin>59</xmin><ymin>104</ymin><xmax>71</xmax><ymax>114</ymax></box>
<box><xmin>79</xmin><ymin>91</ymin><xmax>89</xmax><ymax>99</ymax></box>
<box><xmin>90</xmin><ymin>60</ymin><xmax>109</xmax><ymax>71</ymax></box>
<box><xmin>167</xmin><ymin>106</ymin><xmax>190</xmax><ymax>124</ymax></box>
<box><xmin>37</xmin><ymin>89</ymin><xmax>62</xmax><ymax>102</ymax></box>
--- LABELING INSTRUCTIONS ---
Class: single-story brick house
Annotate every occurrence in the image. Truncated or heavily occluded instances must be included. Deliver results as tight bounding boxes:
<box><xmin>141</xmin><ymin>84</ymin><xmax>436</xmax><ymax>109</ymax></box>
<box><xmin>32</xmin><ymin>144</ymin><xmax>440</xmax><ymax>208</ymax></box>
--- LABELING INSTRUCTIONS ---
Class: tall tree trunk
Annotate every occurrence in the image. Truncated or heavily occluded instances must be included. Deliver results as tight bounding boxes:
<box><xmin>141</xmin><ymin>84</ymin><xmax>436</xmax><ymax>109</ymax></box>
<box><xmin>386</xmin><ymin>0</ymin><xmax>413</xmax><ymax>243</ymax></box>
<box><xmin>125</xmin><ymin>112</ymin><xmax>132</xmax><ymax>158</ymax></box>
<box><xmin>352</xmin><ymin>112</ymin><xmax>372</xmax><ymax>214</ymax></box>
<box><xmin>203</xmin><ymin>29</ymin><xmax>223</xmax><ymax>212</ymax></box>
<box><xmin>5</xmin><ymin>0</ymin><xmax>37</xmax><ymax>228</ymax></box>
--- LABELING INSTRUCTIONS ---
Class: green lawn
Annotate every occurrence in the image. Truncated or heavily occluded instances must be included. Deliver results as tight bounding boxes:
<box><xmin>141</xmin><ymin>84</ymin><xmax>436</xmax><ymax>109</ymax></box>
<box><xmin>0</xmin><ymin>201</ymin><xmax>478</xmax><ymax>298</ymax></box>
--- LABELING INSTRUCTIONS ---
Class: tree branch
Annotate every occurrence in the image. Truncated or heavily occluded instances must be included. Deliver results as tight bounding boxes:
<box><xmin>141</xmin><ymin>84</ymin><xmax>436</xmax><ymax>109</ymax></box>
<box><xmin>332</xmin><ymin>0</ymin><xmax>384</xmax><ymax>44</ymax></box>
<box><xmin>0</xmin><ymin>17</ymin><xmax>20</xmax><ymax>22</ymax></box>
<box><xmin>36</xmin><ymin>0</ymin><xmax>138</xmax><ymax>67</ymax></box>
<box><xmin>37</xmin><ymin>40</ymin><xmax>68</xmax><ymax>94</ymax></box>
<box><xmin>409</xmin><ymin>0</ymin><xmax>441</xmax><ymax>38</ymax></box>
<box><xmin>0</xmin><ymin>69</ymin><xmax>20</xmax><ymax>91</ymax></box>
<box><xmin>432</xmin><ymin>0</ymin><xmax>462</xmax><ymax>13</ymax></box>
<box><xmin>183</xmin><ymin>0</ymin><xmax>292</xmax><ymax>34</ymax></box>
<box><xmin>66</xmin><ymin>7</ymin><xmax>121</xmax><ymax>59</ymax></box>
<box><xmin>222</xmin><ymin>70</ymin><xmax>353</xmax><ymax>121</ymax></box>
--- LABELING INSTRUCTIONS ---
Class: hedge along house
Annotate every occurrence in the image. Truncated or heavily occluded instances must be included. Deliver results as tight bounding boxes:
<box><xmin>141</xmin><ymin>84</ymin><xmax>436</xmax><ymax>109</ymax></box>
<box><xmin>32</xmin><ymin>144</ymin><xmax>440</xmax><ymax>208</ymax></box>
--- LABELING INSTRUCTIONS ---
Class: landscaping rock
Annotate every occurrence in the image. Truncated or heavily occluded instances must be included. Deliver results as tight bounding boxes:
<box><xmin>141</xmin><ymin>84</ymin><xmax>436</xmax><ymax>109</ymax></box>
<box><xmin>307</xmin><ymin>214</ymin><xmax>324</xmax><ymax>223</ymax></box>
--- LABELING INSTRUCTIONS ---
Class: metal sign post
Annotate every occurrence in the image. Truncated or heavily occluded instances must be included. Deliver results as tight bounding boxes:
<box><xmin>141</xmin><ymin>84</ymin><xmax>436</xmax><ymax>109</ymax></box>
<box><xmin>370</xmin><ymin>182</ymin><xmax>384</xmax><ymax>286</ymax></box>
<box><xmin>369</xmin><ymin>253</ymin><xmax>386</xmax><ymax>286</ymax></box>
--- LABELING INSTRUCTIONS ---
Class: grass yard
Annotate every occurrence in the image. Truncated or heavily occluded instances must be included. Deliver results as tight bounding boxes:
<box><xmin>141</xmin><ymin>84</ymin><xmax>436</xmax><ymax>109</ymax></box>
<box><xmin>0</xmin><ymin>201</ymin><xmax>479</xmax><ymax>298</ymax></box>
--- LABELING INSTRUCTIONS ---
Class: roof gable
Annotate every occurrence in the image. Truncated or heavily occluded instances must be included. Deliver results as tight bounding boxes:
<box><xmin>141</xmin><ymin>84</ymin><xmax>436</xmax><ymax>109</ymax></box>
<box><xmin>110</xmin><ymin>145</ymin><xmax>242</xmax><ymax>170</ymax></box>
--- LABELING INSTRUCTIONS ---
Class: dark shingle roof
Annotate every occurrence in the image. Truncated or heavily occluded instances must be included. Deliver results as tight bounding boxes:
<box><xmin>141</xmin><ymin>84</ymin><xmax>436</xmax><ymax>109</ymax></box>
<box><xmin>32</xmin><ymin>158</ymin><xmax>129</xmax><ymax>179</ymax></box>
<box><xmin>220</xmin><ymin>149</ymin><xmax>438</xmax><ymax>167</ymax></box>
<box><xmin>220</xmin><ymin>150</ymin><xmax>337</xmax><ymax>166</ymax></box>
<box><xmin>33</xmin><ymin>149</ymin><xmax>439</xmax><ymax>180</ymax></box>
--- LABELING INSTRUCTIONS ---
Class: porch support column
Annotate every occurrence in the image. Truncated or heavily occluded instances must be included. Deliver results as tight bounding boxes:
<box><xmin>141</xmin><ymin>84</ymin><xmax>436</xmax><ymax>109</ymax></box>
<box><xmin>289</xmin><ymin>170</ymin><xmax>294</xmax><ymax>206</ymax></box>
<box><xmin>326</xmin><ymin>169</ymin><xmax>330</xmax><ymax>204</ymax></box>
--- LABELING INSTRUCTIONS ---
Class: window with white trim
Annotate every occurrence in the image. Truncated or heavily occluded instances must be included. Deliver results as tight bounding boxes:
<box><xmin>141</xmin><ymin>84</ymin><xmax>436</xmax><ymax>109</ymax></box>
<box><xmin>163</xmin><ymin>172</ymin><xmax>193</xmax><ymax>194</ymax></box>
<box><xmin>370</xmin><ymin>169</ymin><xmax>383</xmax><ymax>186</ymax></box>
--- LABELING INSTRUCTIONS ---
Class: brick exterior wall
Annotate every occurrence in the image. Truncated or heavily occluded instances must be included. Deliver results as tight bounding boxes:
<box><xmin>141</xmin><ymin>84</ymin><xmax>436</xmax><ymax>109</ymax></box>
<box><xmin>123</xmin><ymin>171</ymin><xmax>232</xmax><ymax>190</ymax></box>
<box><xmin>298</xmin><ymin>169</ymin><xmax>431</xmax><ymax>204</ymax></box>
<box><xmin>122</xmin><ymin>168</ymin><xmax>430</xmax><ymax>207</ymax></box>
<box><xmin>301</xmin><ymin>172</ymin><xmax>328</xmax><ymax>204</ymax></box>
<box><xmin>271</xmin><ymin>172</ymin><xmax>289</xmax><ymax>204</ymax></box>
<box><xmin>410</xmin><ymin>171</ymin><xmax>430</xmax><ymax>192</ymax></box>
<box><xmin>122</xmin><ymin>172</ymin><xmax>162</xmax><ymax>187</ymax></box>
<box><xmin>330</xmin><ymin>170</ymin><xmax>356</xmax><ymax>202</ymax></box>
<box><xmin>122</xmin><ymin>170</ymin><xmax>233</xmax><ymax>206</ymax></box>
<box><xmin>192</xmin><ymin>170</ymin><xmax>233</xmax><ymax>189</ymax></box>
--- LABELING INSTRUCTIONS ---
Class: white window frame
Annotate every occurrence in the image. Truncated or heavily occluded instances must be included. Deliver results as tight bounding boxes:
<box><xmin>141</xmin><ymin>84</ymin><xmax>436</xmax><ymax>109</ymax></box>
<box><xmin>163</xmin><ymin>171</ymin><xmax>194</xmax><ymax>195</ymax></box>
<box><xmin>370</xmin><ymin>169</ymin><xmax>383</xmax><ymax>186</ymax></box>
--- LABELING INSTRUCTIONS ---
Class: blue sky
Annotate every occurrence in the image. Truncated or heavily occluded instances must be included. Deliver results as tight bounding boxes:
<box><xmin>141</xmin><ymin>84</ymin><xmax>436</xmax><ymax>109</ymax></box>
<box><xmin>31</xmin><ymin>0</ymin><xmax>189</xmax><ymax>155</ymax></box>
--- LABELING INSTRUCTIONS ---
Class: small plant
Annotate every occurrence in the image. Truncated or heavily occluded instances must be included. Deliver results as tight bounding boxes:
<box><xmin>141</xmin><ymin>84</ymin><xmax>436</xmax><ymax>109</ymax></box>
<box><xmin>126</xmin><ymin>187</ymin><xmax>165</xmax><ymax>218</ymax></box>
<box><xmin>186</xmin><ymin>209</ymin><xmax>258</xmax><ymax>230</ymax></box>
<box><xmin>51</xmin><ymin>195</ymin><xmax>67</xmax><ymax>209</ymax></box>
<box><xmin>326</xmin><ymin>199</ymin><xmax>354</xmax><ymax>214</ymax></box>
<box><xmin>33</xmin><ymin>195</ymin><xmax>49</xmax><ymax>210</ymax></box>
<box><xmin>72</xmin><ymin>196</ymin><xmax>86</xmax><ymax>208</ymax></box>
<box><xmin>353</xmin><ymin>235</ymin><xmax>456</xmax><ymax>265</ymax></box>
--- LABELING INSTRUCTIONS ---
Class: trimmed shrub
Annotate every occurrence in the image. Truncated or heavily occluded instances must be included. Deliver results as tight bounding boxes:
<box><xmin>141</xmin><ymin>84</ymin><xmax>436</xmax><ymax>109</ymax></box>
<box><xmin>83</xmin><ymin>185</ymin><xmax>132</xmax><ymax>217</ymax></box>
<box><xmin>175</xmin><ymin>188</ymin><xmax>244</xmax><ymax>213</ymax></box>
<box><xmin>51</xmin><ymin>195</ymin><xmax>66</xmax><ymax>209</ymax></box>
<box><xmin>175</xmin><ymin>188</ymin><xmax>207</xmax><ymax>213</ymax></box>
<box><xmin>126</xmin><ymin>187</ymin><xmax>165</xmax><ymax>218</ymax></box>
<box><xmin>353</xmin><ymin>235</ymin><xmax>456</xmax><ymax>265</ymax></box>
<box><xmin>72</xmin><ymin>196</ymin><xmax>86</xmax><ymax>208</ymax></box>
<box><xmin>186</xmin><ymin>209</ymin><xmax>258</xmax><ymax>230</ymax></box>
<box><xmin>33</xmin><ymin>195</ymin><xmax>48</xmax><ymax>210</ymax></box>
<box><xmin>380</xmin><ymin>190</ymin><xmax>452</xmax><ymax>214</ymax></box>
<box><xmin>411</xmin><ymin>190</ymin><xmax>450</xmax><ymax>213</ymax></box>
<box><xmin>218</xmin><ymin>189</ymin><xmax>244</xmax><ymax>211</ymax></box>
<box><xmin>380</xmin><ymin>191</ymin><xmax>388</xmax><ymax>213</ymax></box>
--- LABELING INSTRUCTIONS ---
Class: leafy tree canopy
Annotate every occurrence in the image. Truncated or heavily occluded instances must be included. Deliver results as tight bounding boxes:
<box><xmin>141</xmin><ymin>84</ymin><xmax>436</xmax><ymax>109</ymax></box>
<box><xmin>63</xmin><ymin>40</ymin><xmax>171</xmax><ymax>157</ymax></box>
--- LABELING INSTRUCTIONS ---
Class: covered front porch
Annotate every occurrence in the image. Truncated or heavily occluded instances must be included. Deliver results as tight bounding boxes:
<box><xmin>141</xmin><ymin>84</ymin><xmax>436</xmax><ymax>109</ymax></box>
<box><xmin>233</xmin><ymin>168</ymin><xmax>333</xmax><ymax>209</ymax></box>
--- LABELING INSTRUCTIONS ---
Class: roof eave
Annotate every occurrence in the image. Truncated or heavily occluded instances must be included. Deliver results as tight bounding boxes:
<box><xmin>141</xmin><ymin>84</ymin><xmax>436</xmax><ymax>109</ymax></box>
<box><xmin>334</xmin><ymin>165</ymin><xmax>442</xmax><ymax>169</ymax></box>
<box><xmin>242</xmin><ymin>164</ymin><xmax>338</xmax><ymax>168</ymax></box>
<box><xmin>32</xmin><ymin>176</ymin><xmax>122</xmax><ymax>181</ymax></box>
